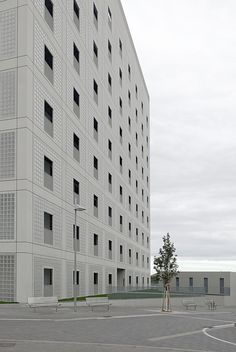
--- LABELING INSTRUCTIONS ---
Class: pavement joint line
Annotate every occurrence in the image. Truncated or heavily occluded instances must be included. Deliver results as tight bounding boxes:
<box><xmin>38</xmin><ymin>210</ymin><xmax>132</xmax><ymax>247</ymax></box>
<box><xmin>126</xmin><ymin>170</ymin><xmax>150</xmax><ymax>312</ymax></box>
<box><xmin>0</xmin><ymin>313</ymin><xmax>170</xmax><ymax>322</ymax></box>
<box><xmin>0</xmin><ymin>312</ymin><xmax>235</xmax><ymax>324</ymax></box>
<box><xmin>203</xmin><ymin>324</ymin><xmax>236</xmax><ymax>346</ymax></box>
<box><xmin>145</xmin><ymin>309</ymin><xmax>232</xmax><ymax>315</ymax></box>
<box><xmin>162</xmin><ymin>313</ymin><xmax>236</xmax><ymax>325</ymax></box>
<box><xmin>148</xmin><ymin>329</ymin><xmax>203</xmax><ymax>341</ymax></box>
<box><xmin>0</xmin><ymin>339</ymin><xmax>216</xmax><ymax>352</ymax></box>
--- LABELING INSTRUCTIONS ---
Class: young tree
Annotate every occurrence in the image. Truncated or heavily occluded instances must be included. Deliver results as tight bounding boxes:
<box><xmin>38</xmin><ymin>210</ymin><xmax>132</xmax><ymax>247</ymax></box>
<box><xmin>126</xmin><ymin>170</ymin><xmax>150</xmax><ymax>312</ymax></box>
<box><xmin>153</xmin><ymin>233</ymin><xmax>178</xmax><ymax>312</ymax></box>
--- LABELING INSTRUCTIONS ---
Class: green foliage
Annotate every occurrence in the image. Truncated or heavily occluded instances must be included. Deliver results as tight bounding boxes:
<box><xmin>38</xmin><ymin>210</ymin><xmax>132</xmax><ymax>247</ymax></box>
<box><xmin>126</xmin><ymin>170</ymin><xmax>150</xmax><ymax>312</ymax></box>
<box><xmin>153</xmin><ymin>233</ymin><xmax>178</xmax><ymax>286</ymax></box>
<box><xmin>59</xmin><ymin>294</ymin><xmax>107</xmax><ymax>302</ymax></box>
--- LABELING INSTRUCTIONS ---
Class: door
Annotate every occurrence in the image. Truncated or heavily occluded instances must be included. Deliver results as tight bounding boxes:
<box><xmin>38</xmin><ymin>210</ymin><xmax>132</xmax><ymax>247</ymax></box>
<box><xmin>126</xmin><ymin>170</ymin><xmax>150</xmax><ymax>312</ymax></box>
<box><xmin>44</xmin><ymin>268</ymin><xmax>53</xmax><ymax>297</ymax></box>
<box><xmin>204</xmin><ymin>278</ymin><xmax>208</xmax><ymax>294</ymax></box>
<box><xmin>220</xmin><ymin>278</ymin><xmax>224</xmax><ymax>295</ymax></box>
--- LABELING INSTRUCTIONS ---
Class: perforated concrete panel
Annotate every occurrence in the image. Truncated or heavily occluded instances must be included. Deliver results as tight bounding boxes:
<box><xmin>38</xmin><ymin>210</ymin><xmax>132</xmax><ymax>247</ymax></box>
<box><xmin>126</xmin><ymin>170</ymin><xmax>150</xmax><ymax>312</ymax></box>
<box><xmin>0</xmin><ymin>69</ymin><xmax>16</xmax><ymax>119</ymax></box>
<box><xmin>0</xmin><ymin>193</ymin><xmax>15</xmax><ymax>240</ymax></box>
<box><xmin>0</xmin><ymin>254</ymin><xmax>15</xmax><ymax>302</ymax></box>
<box><xmin>0</xmin><ymin>9</ymin><xmax>17</xmax><ymax>60</ymax></box>
<box><xmin>0</xmin><ymin>131</ymin><xmax>15</xmax><ymax>179</ymax></box>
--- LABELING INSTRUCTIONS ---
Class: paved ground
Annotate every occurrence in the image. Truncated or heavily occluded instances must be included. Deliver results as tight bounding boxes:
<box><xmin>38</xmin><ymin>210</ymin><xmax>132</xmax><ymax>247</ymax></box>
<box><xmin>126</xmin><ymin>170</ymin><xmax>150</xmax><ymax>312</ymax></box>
<box><xmin>0</xmin><ymin>300</ymin><xmax>236</xmax><ymax>351</ymax></box>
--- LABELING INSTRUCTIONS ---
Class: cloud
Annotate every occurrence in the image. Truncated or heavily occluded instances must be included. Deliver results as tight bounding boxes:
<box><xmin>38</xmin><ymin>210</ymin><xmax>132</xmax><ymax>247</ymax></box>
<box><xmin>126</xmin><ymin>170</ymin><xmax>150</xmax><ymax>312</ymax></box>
<box><xmin>122</xmin><ymin>0</ymin><xmax>236</xmax><ymax>270</ymax></box>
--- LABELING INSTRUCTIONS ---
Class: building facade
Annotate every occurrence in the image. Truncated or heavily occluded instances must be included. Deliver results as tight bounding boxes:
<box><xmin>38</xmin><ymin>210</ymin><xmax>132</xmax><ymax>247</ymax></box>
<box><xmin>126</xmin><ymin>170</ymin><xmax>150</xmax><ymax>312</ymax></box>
<box><xmin>171</xmin><ymin>272</ymin><xmax>231</xmax><ymax>295</ymax></box>
<box><xmin>0</xmin><ymin>0</ymin><xmax>150</xmax><ymax>302</ymax></box>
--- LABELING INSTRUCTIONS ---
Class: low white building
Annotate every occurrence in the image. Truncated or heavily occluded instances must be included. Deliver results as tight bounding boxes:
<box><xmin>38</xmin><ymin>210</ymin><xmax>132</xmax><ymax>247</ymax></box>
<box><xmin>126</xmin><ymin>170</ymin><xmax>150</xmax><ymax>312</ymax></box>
<box><xmin>171</xmin><ymin>271</ymin><xmax>231</xmax><ymax>295</ymax></box>
<box><xmin>171</xmin><ymin>271</ymin><xmax>236</xmax><ymax>305</ymax></box>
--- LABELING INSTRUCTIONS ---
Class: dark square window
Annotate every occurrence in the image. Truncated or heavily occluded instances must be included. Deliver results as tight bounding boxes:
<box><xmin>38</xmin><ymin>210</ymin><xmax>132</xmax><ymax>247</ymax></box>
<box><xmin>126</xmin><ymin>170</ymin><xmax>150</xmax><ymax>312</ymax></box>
<box><xmin>44</xmin><ymin>156</ymin><xmax>53</xmax><ymax>176</ymax></box>
<box><xmin>44</xmin><ymin>268</ymin><xmax>53</xmax><ymax>285</ymax></box>
<box><xmin>93</xmin><ymin>80</ymin><xmax>98</xmax><ymax>94</ymax></box>
<box><xmin>119</xmin><ymin>68</ymin><xmax>122</xmax><ymax>80</ymax></box>
<box><xmin>73</xmin><ymin>270</ymin><xmax>79</xmax><ymax>285</ymax></box>
<box><xmin>108</xmin><ymin>40</ymin><xmax>112</xmax><ymax>54</ymax></box>
<box><xmin>108</xmin><ymin>73</ymin><xmax>112</xmax><ymax>87</ymax></box>
<box><xmin>44</xmin><ymin>100</ymin><xmax>53</xmax><ymax>123</ymax></box>
<box><xmin>44</xmin><ymin>212</ymin><xmax>53</xmax><ymax>230</ymax></box>
<box><xmin>94</xmin><ymin>272</ymin><xmax>98</xmax><ymax>285</ymax></box>
<box><xmin>93</xmin><ymin>118</ymin><xmax>98</xmax><ymax>132</ymax></box>
<box><xmin>189</xmin><ymin>277</ymin><xmax>193</xmax><ymax>287</ymax></box>
<box><xmin>73</xmin><ymin>179</ymin><xmax>79</xmax><ymax>195</ymax></box>
<box><xmin>108</xmin><ymin>7</ymin><xmax>112</xmax><ymax>22</ymax></box>
<box><xmin>73</xmin><ymin>133</ymin><xmax>79</xmax><ymax>151</ymax></box>
<box><xmin>128</xmin><ymin>90</ymin><xmax>131</xmax><ymax>101</ymax></box>
<box><xmin>108</xmin><ymin>273</ymin><xmax>112</xmax><ymax>285</ymax></box>
<box><xmin>44</xmin><ymin>45</ymin><xmax>53</xmax><ymax>69</ymax></box>
<box><xmin>120</xmin><ymin>215</ymin><xmax>123</xmax><ymax>225</ymax></box>
<box><xmin>94</xmin><ymin>233</ymin><xmax>98</xmax><ymax>246</ymax></box>
<box><xmin>93</xmin><ymin>3</ymin><xmax>98</xmax><ymax>20</ymax></box>
<box><xmin>108</xmin><ymin>106</ymin><xmax>112</xmax><ymax>126</ymax></box>
<box><xmin>73</xmin><ymin>43</ymin><xmax>80</xmax><ymax>62</ymax></box>
<box><xmin>73</xmin><ymin>224</ymin><xmax>80</xmax><ymax>240</ymax></box>
<box><xmin>119</xmin><ymin>39</ymin><xmax>122</xmax><ymax>52</ymax></box>
<box><xmin>93</xmin><ymin>41</ymin><xmax>98</xmax><ymax>57</ymax></box>
<box><xmin>73</xmin><ymin>88</ymin><xmax>80</xmax><ymax>106</ymax></box>
<box><xmin>93</xmin><ymin>156</ymin><xmax>98</xmax><ymax>170</ymax></box>
<box><xmin>94</xmin><ymin>194</ymin><xmax>98</xmax><ymax>207</ymax></box>
<box><xmin>45</xmin><ymin>0</ymin><xmax>53</xmax><ymax>17</ymax></box>
<box><xmin>108</xmin><ymin>106</ymin><xmax>112</xmax><ymax>119</ymax></box>
<box><xmin>74</xmin><ymin>0</ymin><xmax>80</xmax><ymax>19</ymax></box>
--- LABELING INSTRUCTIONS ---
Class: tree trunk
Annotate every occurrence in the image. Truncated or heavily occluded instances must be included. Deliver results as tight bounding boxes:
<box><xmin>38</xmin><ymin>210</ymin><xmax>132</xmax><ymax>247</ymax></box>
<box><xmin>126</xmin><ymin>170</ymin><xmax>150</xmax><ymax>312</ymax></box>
<box><xmin>162</xmin><ymin>283</ymin><xmax>171</xmax><ymax>312</ymax></box>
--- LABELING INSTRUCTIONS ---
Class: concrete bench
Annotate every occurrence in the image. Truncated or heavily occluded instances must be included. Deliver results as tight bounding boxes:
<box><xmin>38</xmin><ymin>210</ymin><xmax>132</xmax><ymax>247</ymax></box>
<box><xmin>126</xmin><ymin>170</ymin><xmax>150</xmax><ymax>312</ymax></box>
<box><xmin>182</xmin><ymin>299</ymin><xmax>197</xmax><ymax>310</ymax></box>
<box><xmin>28</xmin><ymin>296</ymin><xmax>61</xmax><ymax>311</ymax></box>
<box><xmin>86</xmin><ymin>296</ymin><xmax>111</xmax><ymax>311</ymax></box>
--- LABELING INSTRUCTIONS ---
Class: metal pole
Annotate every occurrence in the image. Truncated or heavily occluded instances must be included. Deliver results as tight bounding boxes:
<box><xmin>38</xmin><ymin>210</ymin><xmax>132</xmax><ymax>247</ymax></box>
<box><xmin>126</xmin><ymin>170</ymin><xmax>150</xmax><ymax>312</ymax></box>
<box><xmin>74</xmin><ymin>209</ymin><xmax>77</xmax><ymax>312</ymax></box>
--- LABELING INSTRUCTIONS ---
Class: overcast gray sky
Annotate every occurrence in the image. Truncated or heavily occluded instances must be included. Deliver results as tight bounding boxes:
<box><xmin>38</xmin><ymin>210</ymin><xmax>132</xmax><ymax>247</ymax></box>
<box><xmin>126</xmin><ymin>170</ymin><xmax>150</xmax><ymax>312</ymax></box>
<box><xmin>121</xmin><ymin>0</ymin><xmax>236</xmax><ymax>272</ymax></box>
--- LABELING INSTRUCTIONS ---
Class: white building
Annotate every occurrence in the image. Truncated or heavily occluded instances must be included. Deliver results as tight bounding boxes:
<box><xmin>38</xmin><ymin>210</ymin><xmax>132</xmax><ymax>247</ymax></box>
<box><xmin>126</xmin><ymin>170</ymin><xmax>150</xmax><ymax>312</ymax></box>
<box><xmin>0</xmin><ymin>0</ymin><xmax>150</xmax><ymax>302</ymax></box>
<box><xmin>170</xmin><ymin>271</ymin><xmax>236</xmax><ymax>307</ymax></box>
<box><xmin>171</xmin><ymin>271</ymin><xmax>231</xmax><ymax>295</ymax></box>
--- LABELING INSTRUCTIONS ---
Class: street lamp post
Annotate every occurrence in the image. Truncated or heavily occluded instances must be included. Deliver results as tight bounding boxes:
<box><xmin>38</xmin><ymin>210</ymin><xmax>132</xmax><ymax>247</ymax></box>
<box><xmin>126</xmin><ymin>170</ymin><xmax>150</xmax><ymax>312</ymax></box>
<box><xmin>74</xmin><ymin>205</ymin><xmax>86</xmax><ymax>312</ymax></box>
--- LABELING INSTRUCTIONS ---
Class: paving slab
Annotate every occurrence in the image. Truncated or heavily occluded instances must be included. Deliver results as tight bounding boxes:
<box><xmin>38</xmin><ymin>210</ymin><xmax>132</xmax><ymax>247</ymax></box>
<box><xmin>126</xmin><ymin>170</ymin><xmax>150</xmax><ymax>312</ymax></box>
<box><xmin>0</xmin><ymin>301</ymin><xmax>236</xmax><ymax>352</ymax></box>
